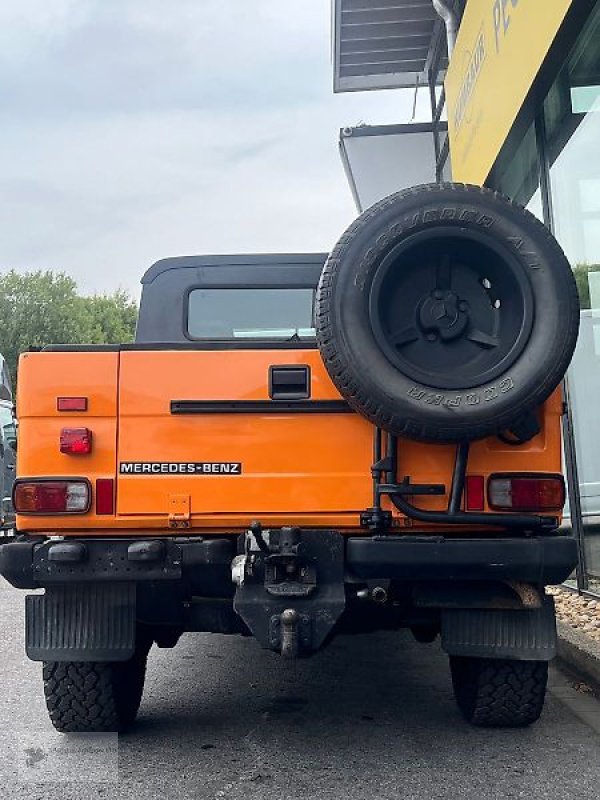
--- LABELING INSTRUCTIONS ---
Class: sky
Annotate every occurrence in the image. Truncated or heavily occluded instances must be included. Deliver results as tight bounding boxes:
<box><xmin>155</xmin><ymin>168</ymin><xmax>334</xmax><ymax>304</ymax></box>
<box><xmin>0</xmin><ymin>0</ymin><xmax>430</xmax><ymax>296</ymax></box>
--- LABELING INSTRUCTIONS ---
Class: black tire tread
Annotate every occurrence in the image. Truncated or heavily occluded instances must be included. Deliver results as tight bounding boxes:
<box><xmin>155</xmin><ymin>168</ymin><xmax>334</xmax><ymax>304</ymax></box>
<box><xmin>450</xmin><ymin>655</ymin><xmax>548</xmax><ymax>727</ymax></box>
<box><xmin>316</xmin><ymin>182</ymin><xmax>580</xmax><ymax>442</ymax></box>
<box><xmin>43</xmin><ymin>654</ymin><xmax>147</xmax><ymax>733</ymax></box>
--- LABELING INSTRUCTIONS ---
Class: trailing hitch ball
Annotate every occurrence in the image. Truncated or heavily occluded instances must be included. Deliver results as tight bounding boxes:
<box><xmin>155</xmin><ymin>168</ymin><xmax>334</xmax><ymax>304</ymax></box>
<box><xmin>232</xmin><ymin>525</ymin><xmax>345</xmax><ymax>658</ymax></box>
<box><xmin>280</xmin><ymin>608</ymin><xmax>300</xmax><ymax>659</ymax></box>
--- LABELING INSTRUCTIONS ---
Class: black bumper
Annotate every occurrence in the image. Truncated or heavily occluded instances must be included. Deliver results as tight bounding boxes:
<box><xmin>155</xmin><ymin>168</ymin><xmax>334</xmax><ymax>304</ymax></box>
<box><xmin>346</xmin><ymin>534</ymin><xmax>577</xmax><ymax>585</ymax></box>
<box><xmin>0</xmin><ymin>532</ymin><xmax>577</xmax><ymax>590</ymax></box>
<box><xmin>0</xmin><ymin>536</ymin><xmax>233</xmax><ymax>590</ymax></box>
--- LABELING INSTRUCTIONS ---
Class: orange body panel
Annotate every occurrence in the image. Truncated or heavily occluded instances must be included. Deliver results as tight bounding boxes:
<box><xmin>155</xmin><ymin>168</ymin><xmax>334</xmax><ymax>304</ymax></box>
<box><xmin>16</xmin><ymin>349</ymin><xmax>563</xmax><ymax>536</ymax></box>
<box><xmin>117</xmin><ymin>350</ymin><xmax>372</xmax><ymax>517</ymax></box>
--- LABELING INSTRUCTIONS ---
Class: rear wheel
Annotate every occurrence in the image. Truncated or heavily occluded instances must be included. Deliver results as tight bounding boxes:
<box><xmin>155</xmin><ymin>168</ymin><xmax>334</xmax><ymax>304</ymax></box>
<box><xmin>43</xmin><ymin>644</ymin><xmax>150</xmax><ymax>733</ymax></box>
<box><xmin>450</xmin><ymin>655</ymin><xmax>548</xmax><ymax>727</ymax></box>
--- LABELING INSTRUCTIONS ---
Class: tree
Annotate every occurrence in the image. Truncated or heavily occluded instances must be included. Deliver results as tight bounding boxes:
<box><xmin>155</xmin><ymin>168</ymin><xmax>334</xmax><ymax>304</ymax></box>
<box><xmin>81</xmin><ymin>290</ymin><xmax>138</xmax><ymax>345</ymax></box>
<box><xmin>0</xmin><ymin>270</ymin><xmax>138</xmax><ymax>387</ymax></box>
<box><xmin>572</xmin><ymin>263</ymin><xmax>600</xmax><ymax>310</ymax></box>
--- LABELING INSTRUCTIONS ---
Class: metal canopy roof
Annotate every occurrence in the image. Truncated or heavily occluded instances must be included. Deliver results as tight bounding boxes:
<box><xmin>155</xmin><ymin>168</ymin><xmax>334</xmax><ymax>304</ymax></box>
<box><xmin>332</xmin><ymin>0</ymin><xmax>449</xmax><ymax>92</ymax></box>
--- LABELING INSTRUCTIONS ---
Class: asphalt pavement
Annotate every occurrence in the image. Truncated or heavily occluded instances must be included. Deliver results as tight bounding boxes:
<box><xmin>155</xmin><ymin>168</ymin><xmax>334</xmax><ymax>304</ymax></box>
<box><xmin>2</xmin><ymin>575</ymin><xmax>600</xmax><ymax>800</ymax></box>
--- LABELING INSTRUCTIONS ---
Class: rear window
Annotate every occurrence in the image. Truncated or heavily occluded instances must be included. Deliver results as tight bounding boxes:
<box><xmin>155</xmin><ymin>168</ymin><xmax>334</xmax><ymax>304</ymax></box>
<box><xmin>187</xmin><ymin>287</ymin><xmax>315</xmax><ymax>340</ymax></box>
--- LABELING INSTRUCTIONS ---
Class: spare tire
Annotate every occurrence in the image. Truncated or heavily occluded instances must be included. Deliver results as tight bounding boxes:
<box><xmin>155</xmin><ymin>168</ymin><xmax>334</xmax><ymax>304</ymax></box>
<box><xmin>316</xmin><ymin>183</ymin><xmax>579</xmax><ymax>443</ymax></box>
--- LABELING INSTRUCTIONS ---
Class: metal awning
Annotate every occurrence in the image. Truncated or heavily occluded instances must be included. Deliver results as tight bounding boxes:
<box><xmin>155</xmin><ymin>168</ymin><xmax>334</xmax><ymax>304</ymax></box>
<box><xmin>332</xmin><ymin>0</ymin><xmax>450</xmax><ymax>93</ymax></box>
<box><xmin>339</xmin><ymin>122</ymin><xmax>446</xmax><ymax>211</ymax></box>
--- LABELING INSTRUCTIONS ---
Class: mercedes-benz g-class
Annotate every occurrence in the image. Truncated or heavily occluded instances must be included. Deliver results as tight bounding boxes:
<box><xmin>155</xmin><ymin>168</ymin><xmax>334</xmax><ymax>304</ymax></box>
<box><xmin>0</xmin><ymin>185</ymin><xmax>580</xmax><ymax>731</ymax></box>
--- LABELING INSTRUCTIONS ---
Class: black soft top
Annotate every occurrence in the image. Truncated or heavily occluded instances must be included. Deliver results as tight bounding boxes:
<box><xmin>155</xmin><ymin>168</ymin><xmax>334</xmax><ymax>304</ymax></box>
<box><xmin>141</xmin><ymin>253</ymin><xmax>327</xmax><ymax>284</ymax></box>
<box><xmin>135</xmin><ymin>253</ymin><xmax>327</xmax><ymax>344</ymax></box>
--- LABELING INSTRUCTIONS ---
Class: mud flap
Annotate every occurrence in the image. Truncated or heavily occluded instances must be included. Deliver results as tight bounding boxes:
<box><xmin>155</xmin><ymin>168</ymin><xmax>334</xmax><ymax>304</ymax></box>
<box><xmin>233</xmin><ymin>529</ymin><xmax>345</xmax><ymax>657</ymax></box>
<box><xmin>26</xmin><ymin>583</ymin><xmax>136</xmax><ymax>662</ymax></box>
<box><xmin>441</xmin><ymin>596</ymin><xmax>556</xmax><ymax>661</ymax></box>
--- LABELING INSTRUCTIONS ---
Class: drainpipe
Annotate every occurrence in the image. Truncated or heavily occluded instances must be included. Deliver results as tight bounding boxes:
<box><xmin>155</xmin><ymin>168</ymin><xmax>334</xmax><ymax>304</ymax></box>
<box><xmin>432</xmin><ymin>0</ymin><xmax>458</xmax><ymax>57</ymax></box>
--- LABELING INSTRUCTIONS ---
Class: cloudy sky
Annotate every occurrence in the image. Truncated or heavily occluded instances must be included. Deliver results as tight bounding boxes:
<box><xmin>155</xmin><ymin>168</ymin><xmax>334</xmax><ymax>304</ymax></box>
<box><xmin>0</xmin><ymin>0</ymin><xmax>428</xmax><ymax>296</ymax></box>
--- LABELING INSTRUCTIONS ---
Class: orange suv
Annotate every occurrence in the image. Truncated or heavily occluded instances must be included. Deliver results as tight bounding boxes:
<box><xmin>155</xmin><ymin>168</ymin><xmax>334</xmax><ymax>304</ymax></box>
<box><xmin>0</xmin><ymin>185</ymin><xmax>580</xmax><ymax>732</ymax></box>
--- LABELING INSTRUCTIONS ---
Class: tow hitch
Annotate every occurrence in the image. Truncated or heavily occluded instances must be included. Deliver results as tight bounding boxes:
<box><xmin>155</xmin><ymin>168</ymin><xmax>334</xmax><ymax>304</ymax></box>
<box><xmin>232</xmin><ymin>524</ymin><xmax>345</xmax><ymax>657</ymax></box>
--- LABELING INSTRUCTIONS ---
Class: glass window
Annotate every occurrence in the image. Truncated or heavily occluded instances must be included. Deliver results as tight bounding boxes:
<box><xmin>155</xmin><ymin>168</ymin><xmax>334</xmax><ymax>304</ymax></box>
<box><xmin>0</xmin><ymin>404</ymin><xmax>16</xmax><ymax>451</ymax></box>
<box><xmin>545</xmin><ymin>6</ymin><xmax>600</xmax><ymax>271</ymax></box>
<box><xmin>187</xmin><ymin>287</ymin><xmax>315</xmax><ymax>340</ymax></box>
<box><xmin>542</xmin><ymin>4</ymin><xmax>600</xmax><ymax>588</ymax></box>
<box><xmin>0</xmin><ymin>405</ymin><xmax>12</xmax><ymax>429</ymax></box>
<box><xmin>0</xmin><ymin>357</ymin><xmax>11</xmax><ymax>402</ymax></box>
<box><xmin>491</xmin><ymin>123</ymin><xmax>544</xmax><ymax>221</ymax></box>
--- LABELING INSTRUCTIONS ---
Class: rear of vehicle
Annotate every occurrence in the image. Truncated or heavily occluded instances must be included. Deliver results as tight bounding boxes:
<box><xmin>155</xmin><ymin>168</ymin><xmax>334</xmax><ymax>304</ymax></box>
<box><xmin>0</xmin><ymin>185</ymin><xmax>580</xmax><ymax>732</ymax></box>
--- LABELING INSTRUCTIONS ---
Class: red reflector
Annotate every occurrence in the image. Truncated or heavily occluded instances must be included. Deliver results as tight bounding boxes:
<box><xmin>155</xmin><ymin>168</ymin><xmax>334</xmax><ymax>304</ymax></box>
<box><xmin>465</xmin><ymin>475</ymin><xmax>485</xmax><ymax>511</ymax></box>
<box><xmin>96</xmin><ymin>479</ymin><xmax>114</xmax><ymax>515</ymax></box>
<box><xmin>488</xmin><ymin>474</ymin><xmax>565</xmax><ymax>512</ymax></box>
<box><xmin>60</xmin><ymin>428</ymin><xmax>92</xmax><ymax>454</ymax></box>
<box><xmin>14</xmin><ymin>481</ymin><xmax>90</xmax><ymax>514</ymax></box>
<box><xmin>57</xmin><ymin>397</ymin><xmax>88</xmax><ymax>412</ymax></box>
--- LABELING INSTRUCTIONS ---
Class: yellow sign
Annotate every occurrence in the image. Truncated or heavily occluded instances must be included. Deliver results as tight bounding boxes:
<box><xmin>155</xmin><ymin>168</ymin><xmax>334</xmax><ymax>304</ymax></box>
<box><xmin>445</xmin><ymin>0</ymin><xmax>574</xmax><ymax>184</ymax></box>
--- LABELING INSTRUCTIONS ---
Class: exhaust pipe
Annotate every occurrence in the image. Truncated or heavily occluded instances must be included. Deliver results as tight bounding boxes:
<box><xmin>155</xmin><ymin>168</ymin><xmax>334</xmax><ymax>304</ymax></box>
<box><xmin>371</xmin><ymin>586</ymin><xmax>388</xmax><ymax>605</ymax></box>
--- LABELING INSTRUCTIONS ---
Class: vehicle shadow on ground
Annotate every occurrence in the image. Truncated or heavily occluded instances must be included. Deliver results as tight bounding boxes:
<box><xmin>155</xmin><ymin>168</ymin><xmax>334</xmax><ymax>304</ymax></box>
<box><xmin>131</xmin><ymin>628</ymin><xmax>519</xmax><ymax>741</ymax></box>
<box><xmin>115</xmin><ymin>629</ymin><xmax>590</xmax><ymax>800</ymax></box>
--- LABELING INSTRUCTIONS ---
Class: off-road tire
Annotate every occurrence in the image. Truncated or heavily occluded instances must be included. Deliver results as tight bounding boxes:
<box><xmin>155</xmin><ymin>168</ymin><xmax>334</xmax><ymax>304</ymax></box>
<box><xmin>316</xmin><ymin>183</ymin><xmax>580</xmax><ymax>442</ymax></box>
<box><xmin>43</xmin><ymin>647</ymin><xmax>149</xmax><ymax>733</ymax></box>
<box><xmin>450</xmin><ymin>655</ymin><xmax>548</xmax><ymax>727</ymax></box>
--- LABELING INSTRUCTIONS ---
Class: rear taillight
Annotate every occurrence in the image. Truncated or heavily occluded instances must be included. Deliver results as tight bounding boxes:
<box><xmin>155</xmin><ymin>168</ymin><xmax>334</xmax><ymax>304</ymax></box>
<box><xmin>487</xmin><ymin>474</ymin><xmax>565</xmax><ymax>512</ymax></box>
<box><xmin>60</xmin><ymin>428</ymin><xmax>92</xmax><ymax>454</ymax></box>
<box><xmin>14</xmin><ymin>480</ymin><xmax>90</xmax><ymax>514</ymax></box>
<box><xmin>95</xmin><ymin>478</ymin><xmax>114</xmax><ymax>515</ymax></box>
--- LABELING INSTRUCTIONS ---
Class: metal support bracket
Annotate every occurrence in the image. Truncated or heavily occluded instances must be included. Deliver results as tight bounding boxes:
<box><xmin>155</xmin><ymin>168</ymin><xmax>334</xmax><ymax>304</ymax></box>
<box><xmin>233</xmin><ymin>528</ymin><xmax>345</xmax><ymax>656</ymax></box>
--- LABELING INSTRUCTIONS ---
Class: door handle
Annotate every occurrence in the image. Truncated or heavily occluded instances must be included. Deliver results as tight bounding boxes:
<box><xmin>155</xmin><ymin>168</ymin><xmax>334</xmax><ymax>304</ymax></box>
<box><xmin>269</xmin><ymin>366</ymin><xmax>310</xmax><ymax>400</ymax></box>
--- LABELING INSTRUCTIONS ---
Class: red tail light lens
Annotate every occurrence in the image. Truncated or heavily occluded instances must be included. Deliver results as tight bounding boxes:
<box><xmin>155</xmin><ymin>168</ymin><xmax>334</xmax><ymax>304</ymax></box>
<box><xmin>14</xmin><ymin>480</ymin><xmax>90</xmax><ymax>514</ymax></box>
<box><xmin>95</xmin><ymin>478</ymin><xmax>114</xmax><ymax>515</ymax></box>
<box><xmin>465</xmin><ymin>475</ymin><xmax>485</xmax><ymax>511</ymax></box>
<box><xmin>60</xmin><ymin>428</ymin><xmax>92</xmax><ymax>454</ymax></box>
<box><xmin>487</xmin><ymin>474</ymin><xmax>565</xmax><ymax>512</ymax></box>
<box><xmin>57</xmin><ymin>397</ymin><xmax>88</xmax><ymax>412</ymax></box>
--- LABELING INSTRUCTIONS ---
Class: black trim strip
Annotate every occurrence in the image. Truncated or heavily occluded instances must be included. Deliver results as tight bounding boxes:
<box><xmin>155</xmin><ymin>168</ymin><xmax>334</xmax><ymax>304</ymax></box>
<box><xmin>170</xmin><ymin>400</ymin><xmax>352</xmax><ymax>414</ymax></box>
<box><xmin>43</xmin><ymin>341</ymin><xmax>318</xmax><ymax>352</ymax></box>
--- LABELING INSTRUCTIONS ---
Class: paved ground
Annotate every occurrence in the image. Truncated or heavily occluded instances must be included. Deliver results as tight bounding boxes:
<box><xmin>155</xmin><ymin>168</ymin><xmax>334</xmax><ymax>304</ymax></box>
<box><xmin>2</xmin><ymin>577</ymin><xmax>600</xmax><ymax>799</ymax></box>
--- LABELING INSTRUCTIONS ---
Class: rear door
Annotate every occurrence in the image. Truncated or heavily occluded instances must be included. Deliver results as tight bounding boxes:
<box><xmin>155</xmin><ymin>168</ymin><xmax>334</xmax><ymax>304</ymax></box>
<box><xmin>116</xmin><ymin>348</ymin><xmax>373</xmax><ymax>521</ymax></box>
